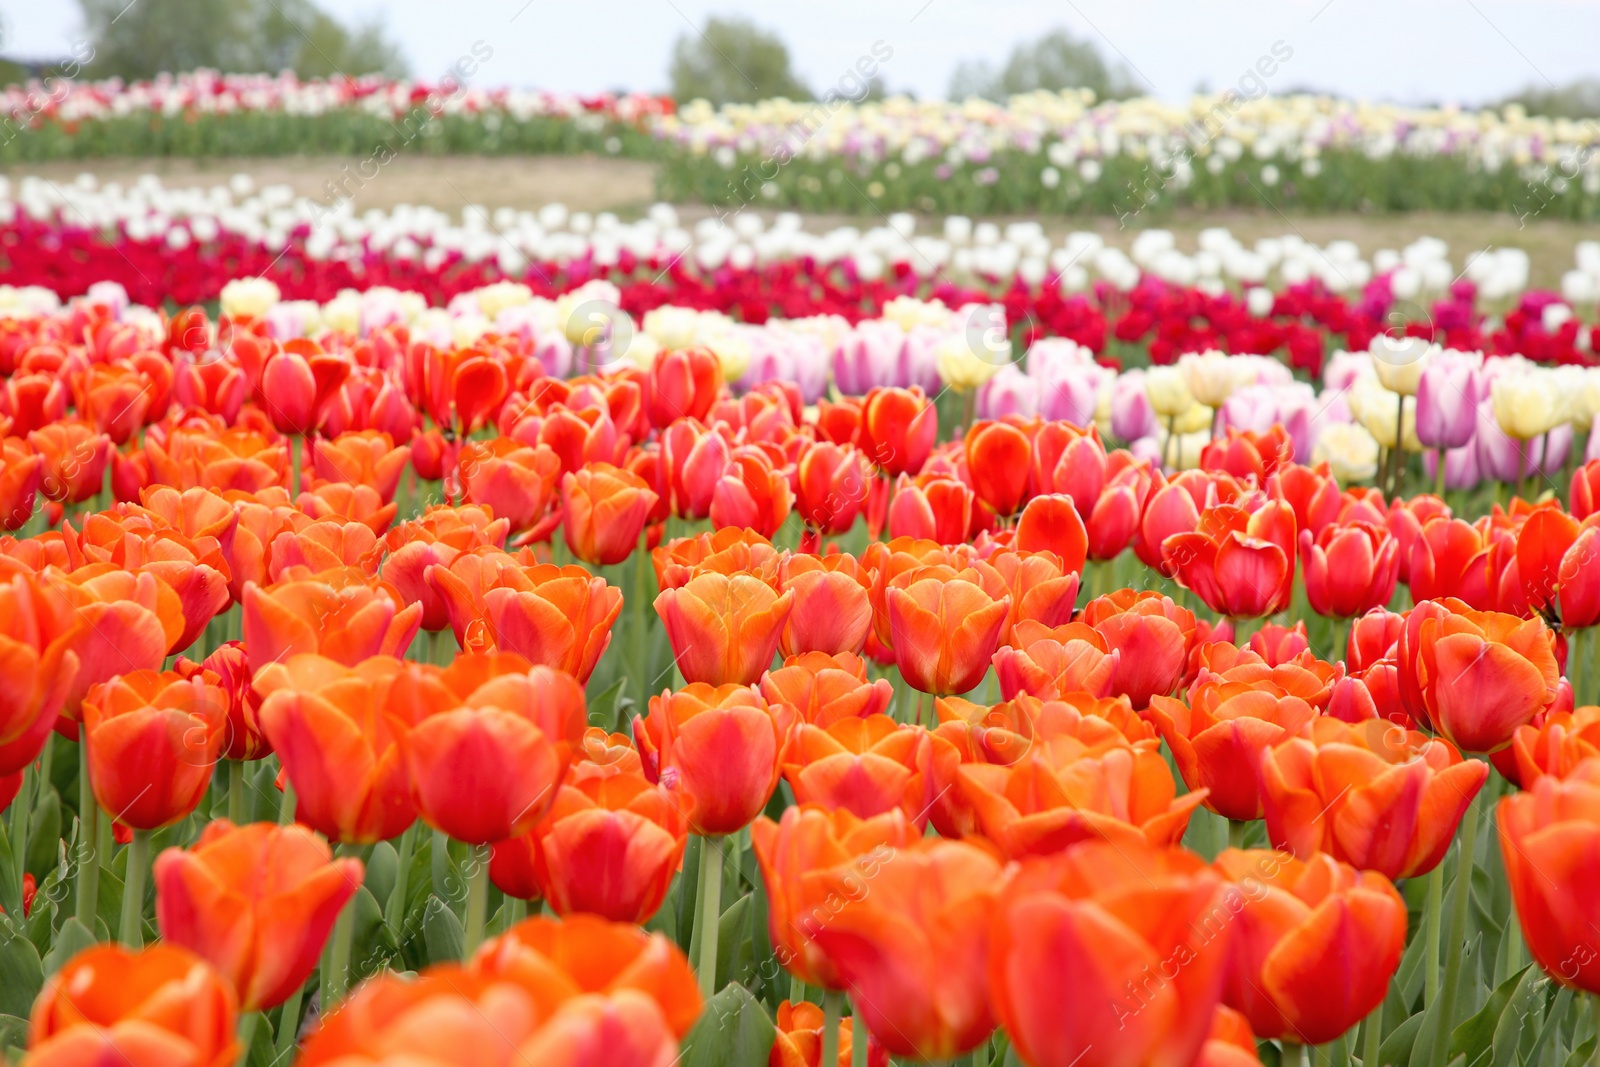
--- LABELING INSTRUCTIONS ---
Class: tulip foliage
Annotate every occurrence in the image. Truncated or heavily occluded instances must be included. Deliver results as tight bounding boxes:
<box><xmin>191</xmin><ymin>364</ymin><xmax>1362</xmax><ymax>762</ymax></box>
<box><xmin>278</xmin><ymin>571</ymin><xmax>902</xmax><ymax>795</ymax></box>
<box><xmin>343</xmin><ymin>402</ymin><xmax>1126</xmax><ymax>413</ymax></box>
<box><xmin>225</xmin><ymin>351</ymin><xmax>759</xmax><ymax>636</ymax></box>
<box><xmin>5</xmin><ymin>291</ymin><xmax>1600</xmax><ymax>1067</ymax></box>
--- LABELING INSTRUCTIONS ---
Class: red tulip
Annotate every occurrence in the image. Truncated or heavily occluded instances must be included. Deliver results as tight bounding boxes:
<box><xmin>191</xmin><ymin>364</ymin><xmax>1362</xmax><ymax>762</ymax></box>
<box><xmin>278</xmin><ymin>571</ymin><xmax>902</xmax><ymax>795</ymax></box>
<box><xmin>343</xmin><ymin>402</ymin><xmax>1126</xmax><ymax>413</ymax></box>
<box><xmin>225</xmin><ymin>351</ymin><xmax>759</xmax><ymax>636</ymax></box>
<box><xmin>859</xmin><ymin>386</ymin><xmax>936</xmax><ymax>476</ymax></box>
<box><xmin>1164</xmin><ymin>501</ymin><xmax>1297</xmax><ymax>619</ymax></box>
<box><xmin>562</xmin><ymin>463</ymin><xmax>658</xmax><ymax>565</ymax></box>
<box><xmin>648</xmin><ymin>345</ymin><xmax>722</xmax><ymax>428</ymax></box>
<box><xmin>83</xmin><ymin>669</ymin><xmax>227</xmax><ymax>830</ymax></box>
<box><xmin>634</xmin><ymin>683</ymin><xmax>794</xmax><ymax>835</ymax></box>
<box><xmin>1299</xmin><ymin>520</ymin><xmax>1401</xmax><ymax>619</ymax></box>
<box><xmin>966</xmin><ymin>418</ymin><xmax>1033</xmax><ymax>517</ymax></box>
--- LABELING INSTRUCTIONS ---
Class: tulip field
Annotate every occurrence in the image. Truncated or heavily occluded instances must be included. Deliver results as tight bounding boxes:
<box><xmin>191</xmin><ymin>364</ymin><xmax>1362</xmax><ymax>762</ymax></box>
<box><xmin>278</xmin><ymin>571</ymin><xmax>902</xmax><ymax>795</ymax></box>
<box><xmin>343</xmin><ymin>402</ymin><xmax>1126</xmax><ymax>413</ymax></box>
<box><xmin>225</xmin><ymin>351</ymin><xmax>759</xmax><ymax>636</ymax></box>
<box><xmin>10</xmin><ymin>68</ymin><xmax>1600</xmax><ymax>1067</ymax></box>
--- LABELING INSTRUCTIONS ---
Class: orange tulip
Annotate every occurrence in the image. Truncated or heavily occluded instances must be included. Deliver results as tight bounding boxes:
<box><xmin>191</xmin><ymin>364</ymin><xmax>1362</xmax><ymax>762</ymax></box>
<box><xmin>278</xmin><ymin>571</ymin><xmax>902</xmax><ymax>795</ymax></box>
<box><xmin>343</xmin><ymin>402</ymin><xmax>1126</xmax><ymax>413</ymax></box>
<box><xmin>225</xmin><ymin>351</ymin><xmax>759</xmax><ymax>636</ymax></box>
<box><xmin>375</xmin><ymin>504</ymin><xmax>509</xmax><ymax>632</ymax></box>
<box><xmin>1013</xmin><ymin>493</ymin><xmax>1090</xmax><ymax>574</ymax></box>
<box><xmin>397</xmin><ymin>655</ymin><xmax>586</xmax><ymax>843</ymax></box>
<box><xmin>635</xmin><ymin>683</ymin><xmax>794</xmax><ymax>835</ymax></box>
<box><xmin>1499</xmin><ymin>762</ymin><xmax>1600</xmax><ymax>995</ymax></box>
<box><xmin>782</xmin><ymin>714</ymin><xmax>943</xmax><ymax>826</ymax></box>
<box><xmin>655</xmin><ymin>571</ymin><xmax>793</xmax><ymax>686</ymax></box>
<box><xmin>145</xmin><ymin>425</ymin><xmax>288</xmax><ymax>494</ymax></box>
<box><xmin>1196</xmin><ymin>1006</ymin><xmax>1264</xmax><ymax>1067</ymax></box>
<box><xmin>308</xmin><ymin>430</ymin><xmax>411</xmax><ymax>503</ymax></box>
<box><xmin>1212</xmin><ymin>849</ymin><xmax>1405</xmax><ymax>1044</ymax></box>
<box><xmin>966</xmin><ymin>418</ymin><xmax>1033</xmax><ymax>517</ymax></box>
<box><xmin>469</xmin><ymin>913</ymin><xmax>703</xmax><ymax>1039</ymax></box>
<box><xmin>771</xmin><ymin>999</ymin><xmax>886</xmax><ymax>1067</ymax></box>
<box><xmin>1201</xmin><ymin>426</ymin><xmax>1293</xmax><ymax>482</ymax></box>
<box><xmin>153</xmin><ymin>819</ymin><xmax>363</xmax><ymax>1011</ymax></box>
<box><xmin>759</xmin><ymin>651</ymin><xmax>894</xmax><ymax>727</ymax></box>
<box><xmin>990</xmin><ymin>841</ymin><xmax>1231</xmax><ymax>1067</ymax></box>
<box><xmin>1501</xmin><ymin>705</ymin><xmax>1600</xmax><ymax>787</ymax></box>
<box><xmin>956</xmin><ymin>717</ymin><xmax>1203</xmax><ymax>858</ymax></box>
<box><xmin>1299</xmin><ymin>520</ymin><xmax>1400</xmax><ymax>619</ymax></box>
<box><xmin>26</xmin><ymin>943</ymin><xmax>239</xmax><ymax>1067</ymax></box>
<box><xmin>82</xmin><ymin>669</ymin><xmax>227</xmax><ymax>831</ymax></box>
<box><xmin>491</xmin><ymin>764</ymin><xmax>688</xmax><ymax>923</ymax></box>
<box><xmin>1403</xmin><ymin>597</ymin><xmax>1560</xmax><ymax>754</ymax></box>
<box><xmin>648</xmin><ymin>345</ymin><xmax>723</xmax><ymax>429</ymax></box>
<box><xmin>254</xmin><ymin>654</ymin><xmax>420</xmax><ymax>844</ymax></box>
<box><xmin>777</xmin><ymin>552</ymin><xmax>874</xmax><ymax>658</ymax></box>
<box><xmin>562</xmin><ymin>463</ymin><xmax>658</xmax><ymax>565</ymax></box>
<box><xmin>711</xmin><ymin>444</ymin><xmax>794</xmax><ymax>538</ymax></box>
<box><xmin>0</xmin><ymin>569</ymin><xmax>82</xmax><ymax>773</ymax></box>
<box><xmin>1164</xmin><ymin>500</ymin><xmax>1298</xmax><ymax>619</ymax></box>
<box><xmin>806</xmin><ymin>837</ymin><xmax>1000</xmax><ymax>1060</ymax></box>
<box><xmin>887</xmin><ymin>473</ymin><xmax>974</xmax><ymax>545</ymax></box>
<box><xmin>266</xmin><ymin>518</ymin><xmax>378</xmax><ymax>580</ymax></box>
<box><xmin>294</xmin><ymin>969</ymin><xmax>547</xmax><ymax>1067</ymax></box>
<box><xmin>1145</xmin><ymin>674</ymin><xmax>1320</xmax><ymax>822</ymax></box>
<box><xmin>240</xmin><ymin>566</ymin><xmax>421</xmax><ymax>675</ymax></box>
<box><xmin>796</xmin><ymin>441</ymin><xmax>874</xmax><ymax>535</ymax></box>
<box><xmin>751</xmin><ymin>806</ymin><xmax>916</xmax><ymax>990</ymax></box>
<box><xmin>984</xmin><ymin>547</ymin><xmax>1081</xmax><ymax>639</ymax></box>
<box><xmin>1078</xmin><ymin>589</ymin><xmax>1197</xmax><ymax>709</ymax></box>
<box><xmin>429</xmin><ymin>554</ymin><xmax>622</xmax><ymax>684</ymax></box>
<box><xmin>63</xmin><ymin>507</ymin><xmax>232</xmax><ymax>655</ymax></box>
<box><xmin>259</xmin><ymin>342</ymin><xmax>350</xmax><ymax>436</ymax></box>
<box><xmin>29</xmin><ymin>420</ymin><xmax>113</xmax><ymax>504</ymax></box>
<box><xmin>296</xmin><ymin>480</ymin><xmax>397</xmax><ymax>535</ymax></box>
<box><xmin>0</xmin><ymin>435</ymin><xmax>42</xmax><ymax>530</ymax></box>
<box><xmin>1259</xmin><ymin>717</ymin><xmax>1488</xmax><ymax>879</ymax></box>
<box><xmin>858</xmin><ymin>385</ymin><xmax>936</xmax><ymax>476</ymax></box>
<box><xmin>886</xmin><ymin>572</ymin><xmax>1010</xmax><ymax>695</ymax></box>
<box><xmin>41</xmin><ymin>566</ymin><xmax>186</xmax><ymax>721</ymax></box>
<box><xmin>992</xmin><ymin>620</ymin><xmax>1118</xmax><ymax>701</ymax></box>
<box><xmin>457</xmin><ymin>437</ymin><xmax>562</xmax><ymax>532</ymax></box>
<box><xmin>653</xmin><ymin>527</ymin><xmax>782</xmax><ymax>590</ymax></box>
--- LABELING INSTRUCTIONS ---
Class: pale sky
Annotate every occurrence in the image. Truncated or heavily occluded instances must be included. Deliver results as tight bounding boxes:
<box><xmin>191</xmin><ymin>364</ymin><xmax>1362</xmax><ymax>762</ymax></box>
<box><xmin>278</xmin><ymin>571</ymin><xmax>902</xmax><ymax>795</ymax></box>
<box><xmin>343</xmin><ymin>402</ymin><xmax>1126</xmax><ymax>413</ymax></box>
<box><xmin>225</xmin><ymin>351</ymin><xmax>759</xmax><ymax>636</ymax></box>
<box><xmin>4</xmin><ymin>0</ymin><xmax>1599</xmax><ymax>106</ymax></box>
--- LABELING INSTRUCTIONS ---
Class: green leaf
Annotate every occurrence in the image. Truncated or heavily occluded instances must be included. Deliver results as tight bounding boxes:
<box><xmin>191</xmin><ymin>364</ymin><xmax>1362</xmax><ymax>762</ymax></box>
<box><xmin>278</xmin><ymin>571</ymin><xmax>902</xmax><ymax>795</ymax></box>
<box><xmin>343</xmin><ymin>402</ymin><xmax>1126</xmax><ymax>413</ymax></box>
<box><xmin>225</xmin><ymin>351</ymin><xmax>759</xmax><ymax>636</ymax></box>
<box><xmin>348</xmin><ymin>886</ymin><xmax>394</xmax><ymax>984</ymax></box>
<box><xmin>42</xmin><ymin>916</ymin><xmax>95</xmax><ymax>977</ymax></box>
<box><xmin>25</xmin><ymin>791</ymin><xmax>59</xmax><ymax>883</ymax></box>
<box><xmin>421</xmin><ymin>895</ymin><xmax>464</xmax><ymax>966</ymax></box>
<box><xmin>1527</xmin><ymin>987</ymin><xmax>1574</xmax><ymax>1067</ymax></box>
<box><xmin>677</xmin><ymin>981</ymin><xmax>775</xmax><ymax>1067</ymax></box>
<box><xmin>1487</xmin><ymin>964</ymin><xmax>1543</xmax><ymax>1067</ymax></box>
<box><xmin>365</xmin><ymin>840</ymin><xmax>398</xmax><ymax>908</ymax></box>
<box><xmin>1450</xmin><ymin>964</ymin><xmax>1527</xmax><ymax>1065</ymax></box>
<box><xmin>715</xmin><ymin>893</ymin><xmax>753</xmax><ymax>993</ymax></box>
<box><xmin>0</xmin><ymin>929</ymin><xmax>43</xmax><ymax>1017</ymax></box>
<box><xmin>1378</xmin><ymin>1011</ymin><xmax>1427</xmax><ymax>1067</ymax></box>
<box><xmin>0</xmin><ymin>1013</ymin><xmax>29</xmax><ymax>1059</ymax></box>
<box><xmin>585</xmin><ymin>676</ymin><xmax>627</xmax><ymax>729</ymax></box>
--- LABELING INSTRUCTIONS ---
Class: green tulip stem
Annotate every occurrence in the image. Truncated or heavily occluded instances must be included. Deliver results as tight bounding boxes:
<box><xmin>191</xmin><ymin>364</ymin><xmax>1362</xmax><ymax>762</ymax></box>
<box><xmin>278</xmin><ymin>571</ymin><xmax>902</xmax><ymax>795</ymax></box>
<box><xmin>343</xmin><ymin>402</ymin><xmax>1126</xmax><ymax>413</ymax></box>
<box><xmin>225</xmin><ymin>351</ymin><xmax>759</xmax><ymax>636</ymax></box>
<box><xmin>1424</xmin><ymin>861</ymin><xmax>1443</xmax><ymax>1005</ymax></box>
<box><xmin>118</xmin><ymin>828</ymin><xmax>150</xmax><ymax>947</ymax></box>
<box><xmin>1434</xmin><ymin>446</ymin><xmax>1447</xmax><ymax>498</ymax></box>
<box><xmin>1363</xmin><ymin>1003</ymin><xmax>1382</xmax><ymax>1067</ymax></box>
<box><xmin>74</xmin><ymin>740</ymin><xmax>100</xmax><ymax>925</ymax></box>
<box><xmin>227</xmin><ymin>759</ymin><xmax>244</xmax><ymax>825</ymax></box>
<box><xmin>1282</xmin><ymin>1039</ymin><xmax>1307</xmax><ymax>1067</ymax></box>
<box><xmin>234</xmin><ymin>1011</ymin><xmax>259</xmax><ymax>1067</ymax></box>
<box><xmin>1590</xmin><ymin>994</ymin><xmax>1600</xmax><ymax>1067</ymax></box>
<box><xmin>696</xmin><ymin>834</ymin><xmax>725</xmax><ymax>997</ymax></box>
<box><xmin>852</xmin><ymin>1001</ymin><xmax>871</xmax><ymax>1067</ymax></box>
<box><xmin>822</xmin><ymin>989</ymin><xmax>843</xmax><ymax>1067</ymax></box>
<box><xmin>272</xmin><ymin>983</ymin><xmax>306</xmax><ymax>1063</ymax></box>
<box><xmin>385</xmin><ymin>821</ymin><xmax>417</xmax><ymax>937</ymax></box>
<box><xmin>632</xmin><ymin>529</ymin><xmax>653</xmax><ymax>722</ymax></box>
<box><xmin>9</xmin><ymin>762</ymin><xmax>32</xmax><ymax>915</ymax></box>
<box><xmin>1228</xmin><ymin>819</ymin><xmax>1247</xmax><ymax>850</ymax></box>
<box><xmin>1432</xmin><ymin>791</ymin><xmax>1481</xmax><ymax>1067</ymax></box>
<box><xmin>463</xmin><ymin>843</ymin><xmax>491</xmax><ymax>958</ymax></box>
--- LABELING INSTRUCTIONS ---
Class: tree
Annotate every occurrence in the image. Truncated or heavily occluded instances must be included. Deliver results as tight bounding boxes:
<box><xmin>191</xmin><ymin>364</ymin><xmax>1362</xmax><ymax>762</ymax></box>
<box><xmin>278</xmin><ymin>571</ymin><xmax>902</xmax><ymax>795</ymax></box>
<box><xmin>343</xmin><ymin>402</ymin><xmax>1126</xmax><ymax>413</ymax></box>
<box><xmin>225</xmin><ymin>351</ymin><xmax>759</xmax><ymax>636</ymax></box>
<box><xmin>668</xmin><ymin>16</ymin><xmax>810</xmax><ymax>106</ymax></box>
<box><xmin>78</xmin><ymin>0</ymin><xmax>409</xmax><ymax>81</ymax></box>
<box><xmin>948</xmin><ymin>28</ymin><xmax>1140</xmax><ymax>103</ymax></box>
<box><xmin>1498</xmin><ymin>79</ymin><xmax>1600</xmax><ymax>119</ymax></box>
